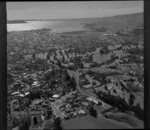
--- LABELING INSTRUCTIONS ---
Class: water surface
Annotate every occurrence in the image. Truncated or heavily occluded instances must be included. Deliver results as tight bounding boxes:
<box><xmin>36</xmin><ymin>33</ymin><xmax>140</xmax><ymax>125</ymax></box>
<box><xmin>7</xmin><ymin>20</ymin><xmax>85</xmax><ymax>33</ymax></box>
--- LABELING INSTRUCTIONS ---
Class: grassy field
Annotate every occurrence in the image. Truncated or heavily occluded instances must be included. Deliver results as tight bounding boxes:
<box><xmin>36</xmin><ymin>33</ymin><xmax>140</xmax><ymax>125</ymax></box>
<box><xmin>62</xmin><ymin>115</ymin><xmax>132</xmax><ymax>129</ymax></box>
<box><xmin>104</xmin><ymin>112</ymin><xmax>144</xmax><ymax>128</ymax></box>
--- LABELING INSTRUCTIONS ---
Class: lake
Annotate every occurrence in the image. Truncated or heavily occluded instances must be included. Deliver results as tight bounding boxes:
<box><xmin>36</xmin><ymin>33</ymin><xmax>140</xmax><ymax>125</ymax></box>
<box><xmin>7</xmin><ymin>20</ymin><xmax>86</xmax><ymax>33</ymax></box>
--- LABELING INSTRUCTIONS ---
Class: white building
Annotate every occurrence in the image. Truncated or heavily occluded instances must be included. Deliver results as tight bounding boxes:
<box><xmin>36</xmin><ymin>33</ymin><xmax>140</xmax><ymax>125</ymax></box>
<box><xmin>86</xmin><ymin>97</ymin><xmax>99</xmax><ymax>104</ymax></box>
<box><xmin>78</xmin><ymin>109</ymin><xmax>86</xmax><ymax>115</ymax></box>
<box><xmin>11</xmin><ymin>91</ymin><xmax>20</xmax><ymax>96</ymax></box>
<box><xmin>52</xmin><ymin>94</ymin><xmax>60</xmax><ymax>99</ymax></box>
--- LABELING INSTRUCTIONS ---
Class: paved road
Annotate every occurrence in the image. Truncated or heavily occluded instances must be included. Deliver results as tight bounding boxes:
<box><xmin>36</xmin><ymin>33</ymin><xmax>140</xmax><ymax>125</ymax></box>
<box><xmin>68</xmin><ymin>70</ymin><xmax>99</xmax><ymax>99</ymax></box>
<box><xmin>15</xmin><ymin>80</ymin><xmax>30</xmax><ymax>90</ymax></box>
<box><xmin>51</xmin><ymin>91</ymin><xmax>76</xmax><ymax>118</ymax></box>
<box><xmin>51</xmin><ymin>102</ymin><xmax>64</xmax><ymax>118</ymax></box>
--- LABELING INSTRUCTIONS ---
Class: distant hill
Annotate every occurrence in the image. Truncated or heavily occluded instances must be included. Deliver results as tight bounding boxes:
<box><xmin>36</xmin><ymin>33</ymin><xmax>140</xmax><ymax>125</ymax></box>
<box><xmin>83</xmin><ymin>12</ymin><xmax>143</xmax><ymax>32</ymax></box>
<box><xmin>99</xmin><ymin>12</ymin><xmax>143</xmax><ymax>26</ymax></box>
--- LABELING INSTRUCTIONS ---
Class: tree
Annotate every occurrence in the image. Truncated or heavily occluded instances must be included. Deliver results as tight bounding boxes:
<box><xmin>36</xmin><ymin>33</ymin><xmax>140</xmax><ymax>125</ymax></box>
<box><xmin>53</xmin><ymin>117</ymin><xmax>62</xmax><ymax>130</ymax></box>
<box><xmin>33</xmin><ymin>117</ymin><xmax>38</xmax><ymax>125</ymax></box>
<box><xmin>134</xmin><ymin>103</ymin><xmax>144</xmax><ymax>120</ymax></box>
<box><xmin>113</xmin><ymin>89</ymin><xmax>117</xmax><ymax>93</ymax></box>
<box><xmin>32</xmin><ymin>54</ymin><xmax>36</xmax><ymax>60</ymax></box>
<box><xmin>23</xmin><ymin>98</ymin><xmax>31</xmax><ymax>107</ymax></box>
<box><xmin>89</xmin><ymin>106</ymin><xmax>97</xmax><ymax>118</ymax></box>
<box><xmin>62</xmin><ymin>56</ymin><xmax>65</xmax><ymax>63</ymax></box>
<box><xmin>104</xmin><ymin>85</ymin><xmax>108</xmax><ymax>91</ymax></box>
<box><xmin>7</xmin><ymin>72</ymin><xmax>14</xmax><ymax>85</ymax></box>
<box><xmin>12</xmin><ymin>118</ymin><xmax>19</xmax><ymax>128</ymax></box>
<box><xmin>65</xmin><ymin>75</ymin><xmax>71</xmax><ymax>81</ymax></box>
<box><xmin>19</xmin><ymin>121</ymin><xmax>29</xmax><ymax>130</ymax></box>
<box><xmin>129</xmin><ymin>93</ymin><xmax>135</xmax><ymax>106</ymax></box>
<box><xmin>57</xmin><ymin>60</ymin><xmax>62</xmax><ymax>67</ymax></box>
<box><xmin>29</xmin><ymin>90</ymin><xmax>40</xmax><ymax>100</ymax></box>
<box><xmin>78</xmin><ymin>62</ymin><xmax>84</xmax><ymax>69</ymax></box>
<box><xmin>46</xmin><ymin>53</ymin><xmax>50</xmax><ymax>61</ymax></box>
<box><xmin>69</xmin><ymin>77</ymin><xmax>76</xmax><ymax>90</ymax></box>
<box><xmin>22</xmin><ymin>78</ymin><xmax>33</xmax><ymax>86</ymax></box>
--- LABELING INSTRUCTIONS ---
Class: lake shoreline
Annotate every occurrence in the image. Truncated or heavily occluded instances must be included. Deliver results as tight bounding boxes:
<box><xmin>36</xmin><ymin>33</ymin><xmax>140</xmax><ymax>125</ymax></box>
<box><xmin>7</xmin><ymin>20</ymin><xmax>87</xmax><ymax>33</ymax></box>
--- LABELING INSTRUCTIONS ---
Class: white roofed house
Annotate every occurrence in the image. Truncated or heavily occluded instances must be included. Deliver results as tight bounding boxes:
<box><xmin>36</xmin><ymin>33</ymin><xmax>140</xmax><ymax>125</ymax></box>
<box><xmin>11</xmin><ymin>91</ymin><xmax>20</xmax><ymax>96</ymax></box>
<box><xmin>78</xmin><ymin>109</ymin><xmax>86</xmax><ymax>116</ymax></box>
<box><xmin>19</xmin><ymin>94</ymin><xmax>24</xmax><ymax>97</ymax></box>
<box><xmin>106</xmin><ymin>83</ymin><xmax>115</xmax><ymax>91</ymax></box>
<box><xmin>32</xmin><ymin>99</ymin><xmax>44</xmax><ymax>106</ymax></box>
<box><xmin>18</xmin><ymin>91</ymin><xmax>30</xmax><ymax>97</ymax></box>
<box><xmin>83</xmin><ymin>84</ymin><xmax>92</xmax><ymax>89</ymax></box>
<box><xmin>25</xmin><ymin>91</ymin><xmax>30</xmax><ymax>96</ymax></box>
<box><xmin>81</xmin><ymin>101</ymin><xmax>89</xmax><ymax>107</ymax></box>
<box><xmin>52</xmin><ymin>94</ymin><xmax>60</xmax><ymax>99</ymax></box>
<box><xmin>86</xmin><ymin>97</ymin><xmax>99</xmax><ymax>105</ymax></box>
<box><xmin>32</xmin><ymin>81</ymin><xmax>39</xmax><ymax>87</ymax></box>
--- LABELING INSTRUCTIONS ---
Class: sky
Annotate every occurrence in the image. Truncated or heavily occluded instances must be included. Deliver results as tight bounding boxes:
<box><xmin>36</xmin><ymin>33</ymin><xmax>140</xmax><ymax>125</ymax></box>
<box><xmin>7</xmin><ymin>1</ymin><xmax>143</xmax><ymax>20</ymax></box>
